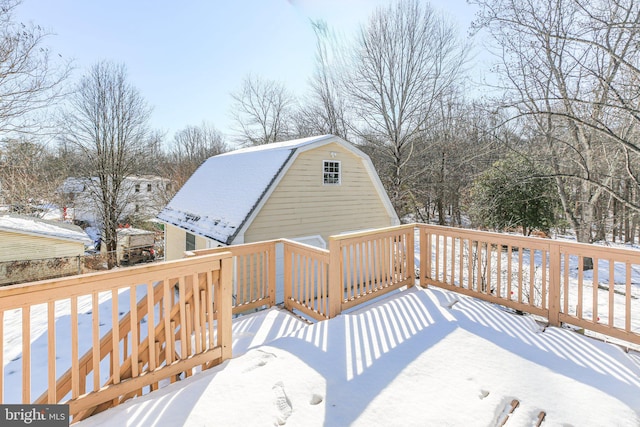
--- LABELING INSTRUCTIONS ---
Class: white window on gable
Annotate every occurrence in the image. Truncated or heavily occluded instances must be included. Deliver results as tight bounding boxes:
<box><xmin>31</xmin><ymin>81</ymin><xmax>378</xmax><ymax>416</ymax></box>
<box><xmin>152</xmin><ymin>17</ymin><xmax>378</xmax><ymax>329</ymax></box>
<box><xmin>134</xmin><ymin>183</ymin><xmax>140</xmax><ymax>193</ymax></box>
<box><xmin>323</xmin><ymin>160</ymin><xmax>341</xmax><ymax>185</ymax></box>
<box><xmin>147</xmin><ymin>183</ymin><xmax>152</xmax><ymax>192</ymax></box>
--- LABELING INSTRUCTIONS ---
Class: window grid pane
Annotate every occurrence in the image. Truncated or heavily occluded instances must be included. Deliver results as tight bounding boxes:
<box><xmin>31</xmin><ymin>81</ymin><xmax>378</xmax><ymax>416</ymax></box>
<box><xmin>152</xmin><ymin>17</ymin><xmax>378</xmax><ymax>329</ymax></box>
<box><xmin>323</xmin><ymin>160</ymin><xmax>340</xmax><ymax>185</ymax></box>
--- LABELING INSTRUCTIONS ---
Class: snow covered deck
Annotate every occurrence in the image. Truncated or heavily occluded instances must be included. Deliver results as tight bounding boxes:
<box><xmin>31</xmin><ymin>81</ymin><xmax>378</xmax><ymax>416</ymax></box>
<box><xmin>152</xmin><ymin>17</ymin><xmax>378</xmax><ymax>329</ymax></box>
<box><xmin>76</xmin><ymin>286</ymin><xmax>640</xmax><ymax>426</ymax></box>
<box><xmin>2</xmin><ymin>223</ymin><xmax>640</xmax><ymax>425</ymax></box>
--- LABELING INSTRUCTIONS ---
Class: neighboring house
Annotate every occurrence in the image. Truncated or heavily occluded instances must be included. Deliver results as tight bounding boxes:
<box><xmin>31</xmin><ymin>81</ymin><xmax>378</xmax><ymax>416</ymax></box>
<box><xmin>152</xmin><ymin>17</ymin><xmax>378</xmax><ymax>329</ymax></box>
<box><xmin>0</xmin><ymin>214</ymin><xmax>92</xmax><ymax>285</ymax></box>
<box><xmin>158</xmin><ymin>134</ymin><xmax>399</xmax><ymax>260</ymax></box>
<box><xmin>60</xmin><ymin>175</ymin><xmax>172</xmax><ymax>227</ymax></box>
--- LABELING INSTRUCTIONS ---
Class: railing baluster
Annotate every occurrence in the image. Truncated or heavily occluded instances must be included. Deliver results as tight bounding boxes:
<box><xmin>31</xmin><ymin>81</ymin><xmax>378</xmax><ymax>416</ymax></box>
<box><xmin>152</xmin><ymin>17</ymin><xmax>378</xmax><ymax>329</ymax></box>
<box><xmin>541</xmin><ymin>251</ymin><xmax>547</xmax><ymax>309</ymax></box>
<box><xmin>178</xmin><ymin>277</ymin><xmax>187</xmax><ymax>360</ymax></box>
<box><xmin>130</xmin><ymin>285</ymin><xmax>139</xmax><ymax>378</ymax></box>
<box><xmin>450</xmin><ymin>237</ymin><xmax>455</xmax><ymax>286</ymax></box>
<box><xmin>147</xmin><ymin>282</ymin><xmax>156</xmax><ymax>373</ymax></box>
<box><xmin>476</xmin><ymin>241</ymin><xmax>482</xmax><ymax>293</ymax></box>
<box><xmin>625</xmin><ymin>263</ymin><xmax>631</xmax><ymax>332</ymax></box>
<box><xmin>71</xmin><ymin>296</ymin><xmax>79</xmax><ymax>399</ymax></box>
<box><xmin>435</xmin><ymin>234</ymin><xmax>440</xmax><ymax>282</ymax></box>
<box><xmin>593</xmin><ymin>259</ymin><xmax>599</xmax><ymax>323</ymax></box>
<box><xmin>92</xmin><ymin>292</ymin><xmax>100</xmax><ymax>392</ymax></box>
<box><xmin>111</xmin><ymin>289</ymin><xmax>120</xmax><ymax>385</ymax></box>
<box><xmin>22</xmin><ymin>306</ymin><xmax>31</xmax><ymax>403</ymax></box>
<box><xmin>206</xmin><ymin>271</ymin><xmax>215</xmax><ymax>349</ymax></box>
<box><xmin>443</xmin><ymin>235</ymin><xmax>448</xmax><ymax>284</ymax></box>
<box><xmin>486</xmin><ymin>242</ymin><xmax>492</xmax><ymax>294</ymax></box>
<box><xmin>529</xmin><ymin>249</ymin><xmax>535</xmax><ymax>304</ymax></box>
<box><xmin>496</xmin><ymin>244</ymin><xmax>502</xmax><ymax>297</ymax></box>
<box><xmin>507</xmin><ymin>245</ymin><xmax>512</xmax><ymax>299</ymax></box>
<box><xmin>577</xmin><ymin>256</ymin><xmax>584</xmax><ymax>317</ymax></box>
<box><xmin>517</xmin><ymin>249</ymin><xmax>523</xmax><ymax>303</ymax></box>
<box><xmin>163</xmin><ymin>278</ymin><xmax>173</xmax><ymax>367</ymax></box>
<box><xmin>609</xmin><ymin>260</ymin><xmax>615</xmax><ymax>327</ymax></box>
<box><xmin>193</xmin><ymin>274</ymin><xmax>202</xmax><ymax>356</ymax></box>
<box><xmin>563</xmin><ymin>253</ymin><xmax>570</xmax><ymax>314</ymax></box>
<box><xmin>47</xmin><ymin>301</ymin><xmax>56</xmax><ymax>403</ymax></box>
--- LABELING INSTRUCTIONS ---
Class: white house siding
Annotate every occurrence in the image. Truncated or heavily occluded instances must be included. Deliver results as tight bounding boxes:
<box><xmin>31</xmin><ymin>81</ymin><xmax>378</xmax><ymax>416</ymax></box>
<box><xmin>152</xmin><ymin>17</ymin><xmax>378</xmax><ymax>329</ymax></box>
<box><xmin>61</xmin><ymin>176</ymin><xmax>170</xmax><ymax>227</ymax></box>
<box><xmin>244</xmin><ymin>142</ymin><xmax>393</xmax><ymax>243</ymax></box>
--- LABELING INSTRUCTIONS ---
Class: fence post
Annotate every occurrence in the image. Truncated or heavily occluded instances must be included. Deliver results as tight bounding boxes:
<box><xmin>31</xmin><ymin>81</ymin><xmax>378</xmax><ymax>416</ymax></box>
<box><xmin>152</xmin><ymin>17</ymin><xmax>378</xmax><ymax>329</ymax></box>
<box><xmin>283</xmin><ymin>242</ymin><xmax>292</xmax><ymax>311</ymax></box>
<box><xmin>548</xmin><ymin>244</ymin><xmax>561</xmax><ymax>326</ymax></box>
<box><xmin>421</xmin><ymin>226</ymin><xmax>431</xmax><ymax>286</ymax></box>
<box><xmin>406</xmin><ymin>227</ymin><xmax>415</xmax><ymax>288</ymax></box>
<box><xmin>218</xmin><ymin>254</ymin><xmax>234</xmax><ymax>360</ymax></box>
<box><xmin>268</xmin><ymin>242</ymin><xmax>277</xmax><ymax>307</ymax></box>
<box><xmin>328</xmin><ymin>237</ymin><xmax>342</xmax><ymax>318</ymax></box>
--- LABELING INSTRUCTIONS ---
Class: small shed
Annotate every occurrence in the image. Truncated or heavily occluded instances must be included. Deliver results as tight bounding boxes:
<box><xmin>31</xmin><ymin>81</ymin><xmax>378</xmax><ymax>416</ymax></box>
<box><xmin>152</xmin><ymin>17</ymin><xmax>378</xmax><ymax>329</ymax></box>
<box><xmin>158</xmin><ymin>135</ymin><xmax>399</xmax><ymax>260</ymax></box>
<box><xmin>0</xmin><ymin>214</ymin><xmax>92</xmax><ymax>284</ymax></box>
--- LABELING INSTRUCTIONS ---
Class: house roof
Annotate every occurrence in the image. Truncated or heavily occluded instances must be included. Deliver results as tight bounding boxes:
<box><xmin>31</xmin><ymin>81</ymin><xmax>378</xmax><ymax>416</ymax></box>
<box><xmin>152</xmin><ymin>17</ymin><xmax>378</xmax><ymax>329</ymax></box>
<box><xmin>157</xmin><ymin>135</ymin><xmax>395</xmax><ymax>245</ymax></box>
<box><xmin>0</xmin><ymin>214</ymin><xmax>92</xmax><ymax>244</ymax></box>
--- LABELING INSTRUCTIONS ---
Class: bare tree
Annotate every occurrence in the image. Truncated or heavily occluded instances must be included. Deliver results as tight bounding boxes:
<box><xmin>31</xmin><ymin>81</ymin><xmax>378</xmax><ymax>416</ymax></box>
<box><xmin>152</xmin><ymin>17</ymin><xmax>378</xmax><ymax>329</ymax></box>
<box><xmin>230</xmin><ymin>75</ymin><xmax>295</xmax><ymax>146</ymax></box>
<box><xmin>167</xmin><ymin>121</ymin><xmax>228</xmax><ymax>190</ymax></box>
<box><xmin>0</xmin><ymin>137</ymin><xmax>64</xmax><ymax>214</ymax></box>
<box><xmin>294</xmin><ymin>20</ymin><xmax>351</xmax><ymax>140</ymax></box>
<box><xmin>62</xmin><ymin>61</ymin><xmax>151</xmax><ymax>267</ymax></box>
<box><xmin>472</xmin><ymin>0</ymin><xmax>640</xmax><ymax>247</ymax></box>
<box><xmin>343</xmin><ymin>0</ymin><xmax>469</xmax><ymax>215</ymax></box>
<box><xmin>0</xmin><ymin>0</ymin><xmax>69</xmax><ymax>137</ymax></box>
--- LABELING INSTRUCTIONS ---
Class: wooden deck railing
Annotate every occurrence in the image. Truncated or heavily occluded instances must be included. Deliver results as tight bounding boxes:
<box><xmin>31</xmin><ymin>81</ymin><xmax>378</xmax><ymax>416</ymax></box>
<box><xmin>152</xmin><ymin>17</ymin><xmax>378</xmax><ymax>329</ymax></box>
<box><xmin>329</xmin><ymin>225</ymin><xmax>415</xmax><ymax>315</ymax></box>
<box><xmin>0</xmin><ymin>252</ymin><xmax>233</xmax><ymax>422</ymax></box>
<box><xmin>187</xmin><ymin>241</ymin><xmax>277</xmax><ymax>315</ymax></box>
<box><xmin>283</xmin><ymin>240</ymin><xmax>330</xmax><ymax>321</ymax></box>
<box><xmin>419</xmin><ymin>224</ymin><xmax>640</xmax><ymax>346</ymax></box>
<box><xmin>192</xmin><ymin>224</ymin><xmax>639</xmax><ymax>347</ymax></box>
<box><xmin>4</xmin><ymin>223</ymin><xmax>639</xmax><ymax>423</ymax></box>
<box><xmin>191</xmin><ymin>226</ymin><xmax>416</xmax><ymax>320</ymax></box>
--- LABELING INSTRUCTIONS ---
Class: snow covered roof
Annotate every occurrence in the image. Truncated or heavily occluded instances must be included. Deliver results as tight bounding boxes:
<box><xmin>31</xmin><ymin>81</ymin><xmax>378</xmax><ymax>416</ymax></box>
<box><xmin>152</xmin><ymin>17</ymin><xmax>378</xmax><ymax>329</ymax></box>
<box><xmin>157</xmin><ymin>135</ymin><xmax>340</xmax><ymax>244</ymax></box>
<box><xmin>0</xmin><ymin>214</ymin><xmax>92</xmax><ymax>244</ymax></box>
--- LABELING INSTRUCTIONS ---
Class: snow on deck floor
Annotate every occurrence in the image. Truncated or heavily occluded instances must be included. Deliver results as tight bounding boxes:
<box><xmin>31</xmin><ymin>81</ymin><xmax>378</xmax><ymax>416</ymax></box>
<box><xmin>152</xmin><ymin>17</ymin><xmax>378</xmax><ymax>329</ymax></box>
<box><xmin>77</xmin><ymin>287</ymin><xmax>640</xmax><ymax>427</ymax></box>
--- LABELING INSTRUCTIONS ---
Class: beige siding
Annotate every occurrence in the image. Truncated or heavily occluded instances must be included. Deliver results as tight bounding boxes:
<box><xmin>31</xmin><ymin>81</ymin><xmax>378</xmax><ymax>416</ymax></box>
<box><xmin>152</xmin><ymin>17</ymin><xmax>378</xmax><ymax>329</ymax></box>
<box><xmin>244</xmin><ymin>142</ymin><xmax>394</xmax><ymax>243</ymax></box>
<box><xmin>165</xmin><ymin>225</ymin><xmax>186</xmax><ymax>261</ymax></box>
<box><xmin>165</xmin><ymin>224</ymin><xmax>213</xmax><ymax>261</ymax></box>
<box><xmin>0</xmin><ymin>230</ymin><xmax>84</xmax><ymax>262</ymax></box>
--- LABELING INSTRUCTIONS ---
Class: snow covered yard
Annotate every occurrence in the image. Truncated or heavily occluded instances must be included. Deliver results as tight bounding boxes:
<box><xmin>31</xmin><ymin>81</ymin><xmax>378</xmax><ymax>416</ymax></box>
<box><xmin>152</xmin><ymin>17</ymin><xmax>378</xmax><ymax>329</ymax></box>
<box><xmin>75</xmin><ymin>286</ymin><xmax>640</xmax><ymax>426</ymax></box>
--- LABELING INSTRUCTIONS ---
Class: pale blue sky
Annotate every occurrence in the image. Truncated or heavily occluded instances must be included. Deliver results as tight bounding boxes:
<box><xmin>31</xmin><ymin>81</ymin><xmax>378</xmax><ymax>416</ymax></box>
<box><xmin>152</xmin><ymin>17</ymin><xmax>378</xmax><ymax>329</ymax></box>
<box><xmin>15</xmin><ymin>0</ymin><xmax>481</xmax><ymax>143</ymax></box>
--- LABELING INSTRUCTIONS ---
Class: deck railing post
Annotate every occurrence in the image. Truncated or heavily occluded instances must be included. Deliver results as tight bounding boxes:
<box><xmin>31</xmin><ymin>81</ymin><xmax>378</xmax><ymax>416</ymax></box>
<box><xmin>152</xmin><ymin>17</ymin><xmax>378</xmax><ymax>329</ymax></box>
<box><xmin>268</xmin><ymin>242</ymin><xmax>277</xmax><ymax>308</ymax></box>
<box><xmin>406</xmin><ymin>227</ymin><xmax>415</xmax><ymax>288</ymax></box>
<box><xmin>283</xmin><ymin>242</ymin><xmax>292</xmax><ymax>311</ymax></box>
<box><xmin>328</xmin><ymin>237</ymin><xmax>343</xmax><ymax>318</ymax></box>
<box><xmin>218</xmin><ymin>255</ymin><xmax>233</xmax><ymax>360</ymax></box>
<box><xmin>419</xmin><ymin>226</ymin><xmax>427</xmax><ymax>287</ymax></box>
<box><xmin>548</xmin><ymin>243</ymin><xmax>561</xmax><ymax>326</ymax></box>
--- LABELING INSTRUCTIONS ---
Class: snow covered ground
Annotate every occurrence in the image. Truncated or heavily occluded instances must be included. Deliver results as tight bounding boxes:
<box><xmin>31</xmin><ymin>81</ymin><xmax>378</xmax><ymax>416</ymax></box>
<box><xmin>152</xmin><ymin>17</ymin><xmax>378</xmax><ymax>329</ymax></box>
<box><xmin>72</xmin><ymin>286</ymin><xmax>640</xmax><ymax>426</ymax></box>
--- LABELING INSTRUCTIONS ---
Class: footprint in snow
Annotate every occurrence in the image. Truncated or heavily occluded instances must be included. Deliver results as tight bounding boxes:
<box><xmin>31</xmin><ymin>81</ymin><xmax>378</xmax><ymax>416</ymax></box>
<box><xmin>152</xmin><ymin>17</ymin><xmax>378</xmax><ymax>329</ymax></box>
<box><xmin>309</xmin><ymin>394</ymin><xmax>323</xmax><ymax>405</ymax></box>
<box><xmin>273</xmin><ymin>381</ymin><xmax>292</xmax><ymax>425</ymax></box>
<box><xmin>242</xmin><ymin>349</ymin><xmax>277</xmax><ymax>373</ymax></box>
